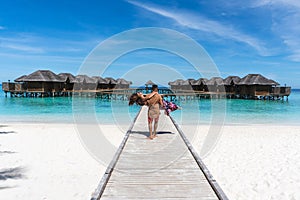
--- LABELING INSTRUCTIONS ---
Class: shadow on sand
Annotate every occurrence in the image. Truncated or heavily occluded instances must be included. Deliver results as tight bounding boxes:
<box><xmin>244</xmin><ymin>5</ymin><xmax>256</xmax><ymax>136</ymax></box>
<box><xmin>0</xmin><ymin>151</ymin><xmax>16</xmax><ymax>155</ymax></box>
<box><xmin>0</xmin><ymin>186</ymin><xmax>15</xmax><ymax>190</ymax></box>
<box><xmin>0</xmin><ymin>131</ymin><xmax>16</xmax><ymax>134</ymax></box>
<box><xmin>0</xmin><ymin>125</ymin><xmax>16</xmax><ymax>134</ymax></box>
<box><xmin>0</xmin><ymin>126</ymin><xmax>22</xmax><ymax>190</ymax></box>
<box><xmin>0</xmin><ymin>167</ymin><xmax>25</xmax><ymax>181</ymax></box>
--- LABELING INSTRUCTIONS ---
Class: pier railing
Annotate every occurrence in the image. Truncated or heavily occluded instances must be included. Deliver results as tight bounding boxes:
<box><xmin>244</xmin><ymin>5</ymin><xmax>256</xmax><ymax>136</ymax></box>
<box><xmin>271</xmin><ymin>87</ymin><xmax>291</xmax><ymax>96</ymax></box>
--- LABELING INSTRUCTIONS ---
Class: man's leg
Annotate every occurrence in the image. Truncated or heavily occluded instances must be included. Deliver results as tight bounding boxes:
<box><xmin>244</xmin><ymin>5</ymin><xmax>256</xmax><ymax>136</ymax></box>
<box><xmin>153</xmin><ymin>117</ymin><xmax>159</xmax><ymax>137</ymax></box>
<box><xmin>148</xmin><ymin>116</ymin><xmax>153</xmax><ymax>139</ymax></box>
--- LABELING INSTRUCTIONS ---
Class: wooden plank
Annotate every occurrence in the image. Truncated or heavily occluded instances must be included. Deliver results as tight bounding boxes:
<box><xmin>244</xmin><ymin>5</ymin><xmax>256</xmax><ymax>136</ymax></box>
<box><xmin>90</xmin><ymin>107</ymin><xmax>143</xmax><ymax>200</ymax></box>
<box><xmin>170</xmin><ymin>115</ymin><xmax>229</xmax><ymax>200</ymax></box>
<box><xmin>92</xmin><ymin>106</ymin><xmax>228</xmax><ymax>200</ymax></box>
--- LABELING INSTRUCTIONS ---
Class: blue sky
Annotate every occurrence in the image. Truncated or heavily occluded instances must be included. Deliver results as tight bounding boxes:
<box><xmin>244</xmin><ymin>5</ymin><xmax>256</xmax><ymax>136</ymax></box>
<box><xmin>0</xmin><ymin>0</ymin><xmax>299</xmax><ymax>87</ymax></box>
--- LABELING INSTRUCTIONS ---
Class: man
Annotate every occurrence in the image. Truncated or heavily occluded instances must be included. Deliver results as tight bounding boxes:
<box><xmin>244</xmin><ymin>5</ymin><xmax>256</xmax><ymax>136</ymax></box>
<box><xmin>137</xmin><ymin>85</ymin><xmax>163</xmax><ymax>139</ymax></box>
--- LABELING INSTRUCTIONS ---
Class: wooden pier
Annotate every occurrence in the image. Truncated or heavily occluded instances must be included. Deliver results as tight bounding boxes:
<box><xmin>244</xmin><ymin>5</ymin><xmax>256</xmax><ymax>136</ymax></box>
<box><xmin>91</xmin><ymin>106</ymin><xmax>228</xmax><ymax>200</ymax></box>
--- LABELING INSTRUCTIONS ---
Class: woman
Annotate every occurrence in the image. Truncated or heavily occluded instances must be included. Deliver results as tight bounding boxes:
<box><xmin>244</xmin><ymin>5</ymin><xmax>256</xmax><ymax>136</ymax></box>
<box><xmin>129</xmin><ymin>93</ymin><xmax>180</xmax><ymax>116</ymax></box>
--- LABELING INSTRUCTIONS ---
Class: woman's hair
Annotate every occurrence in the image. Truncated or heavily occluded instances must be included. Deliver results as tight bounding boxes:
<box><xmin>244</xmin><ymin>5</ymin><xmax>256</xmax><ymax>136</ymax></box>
<box><xmin>128</xmin><ymin>93</ymin><xmax>145</xmax><ymax>106</ymax></box>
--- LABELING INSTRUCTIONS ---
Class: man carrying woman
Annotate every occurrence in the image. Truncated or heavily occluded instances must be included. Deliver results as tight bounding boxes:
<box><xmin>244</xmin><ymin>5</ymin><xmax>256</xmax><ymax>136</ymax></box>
<box><xmin>137</xmin><ymin>85</ymin><xmax>163</xmax><ymax>140</ymax></box>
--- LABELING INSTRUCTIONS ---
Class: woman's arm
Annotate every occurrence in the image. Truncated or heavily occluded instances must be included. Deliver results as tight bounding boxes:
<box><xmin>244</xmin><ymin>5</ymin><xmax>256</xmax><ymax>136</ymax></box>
<box><xmin>137</xmin><ymin>92</ymin><xmax>147</xmax><ymax>101</ymax></box>
<box><xmin>137</xmin><ymin>92</ymin><xmax>157</xmax><ymax>101</ymax></box>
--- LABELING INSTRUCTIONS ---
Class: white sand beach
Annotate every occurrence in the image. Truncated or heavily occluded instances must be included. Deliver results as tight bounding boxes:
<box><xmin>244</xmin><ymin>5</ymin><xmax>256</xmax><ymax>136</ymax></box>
<box><xmin>201</xmin><ymin>125</ymin><xmax>300</xmax><ymax>200</ymax></box>
<box><xmin>0</xmin><ymin>124</ymin><xmax>106</xmax><ymax>200</ymax></box>
<box><xmin>1</xmin><ymin>123</ymin><xmax>300</xmax><ymax>200</ymax></box>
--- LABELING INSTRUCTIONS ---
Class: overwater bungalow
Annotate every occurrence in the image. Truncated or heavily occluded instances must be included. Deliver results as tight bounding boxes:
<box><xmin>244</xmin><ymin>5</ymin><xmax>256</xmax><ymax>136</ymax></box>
<box><xmin>168</xmin><ymin>79</ymin><xmax>192</xmax><ymax>90</ymax></box>
<box><xmin>237</xmin><ymin>74</ymin><xmax>279</xmax><ymax>98</ymax></box>
<box><xmin>2</xmin><ymin>70</ymin><xmax>291</xmax><ymax>100</ymax></box>
<box><xmin>92</xmin><ymin>76</ymin><xmax>109</xmax><ymax>90</ymax></box>
<box><xmin>223</xmin><ymin>76</ymin><xmax>241</xmax><ymax>94</ymax></box>
<box><xmin>14</xmin><ymin>75</ymin><xmax>27</xmax><ymax>82</ymax></box>
<box><xmin>2</xmin><ymin>81</ymin><xmax>16</xmax><ymax>92</ymax></box>
<box><xmin>74</xmin><ymin>75</ymin><xmax>98</xmax><ymax>90</ymax></box>
<box><xmin>115</xmin><ymin>78</ymin><xmax>132</xmax><ymax>89</ymax></box>
<box><xmin>13</xmin><ymin>75</ymin><xmax>28</xmax><ymax>91</ymax></box>
<box><xmin>187</xmin><ymin>78</ymin><xmax>196</xmax><ymax>84</ymax></box>
<box><xmin>188</xmin><ymin>79</ymin><xmax>198</xmax><ymax>90</ymax></box>
<box><xmin>58</xmin><ymin>73</ymin><xmax>76</xmax><ymax>91</ymax></box>
<box><xmin>189</xmin><ymin>78</ymin><xmax>208</xmax><ymax>91</ymax></box>
<box><xmin>196</xmin><ymin>78</ymin><xmax>209</xmax><ymax>92</ymax></box>
<box><xmin>272</xmin><ymin>86</ymin><xmax>291</xmax><ymax>97</ymax></box>
<box><xmin>18</xmin><ymin>70</ymin><xmax>63</xmax><ymax>93</ymax></box>
<box><xmin>145</xmin><ymin>80</ymin><xmax>156</xmax><ymax>86</ymax></box>
<box><xmin>166</xmin><ymin>73</ymin><xmax>291</xmax><ymax>100</ymax></box>
<box><xmin>206</xmin><ymin>77</ymin><xmax>225</xmax><ymax>92</ymax></box>
<box><xmin>144</xmin><ymin>80</ymin><xmax>156</xmax><ymax>92</ymax></box>
<box><xmin>104</xmin><ymin>77</ymin><xmax>117</xmax><ymax>89</ymax></box>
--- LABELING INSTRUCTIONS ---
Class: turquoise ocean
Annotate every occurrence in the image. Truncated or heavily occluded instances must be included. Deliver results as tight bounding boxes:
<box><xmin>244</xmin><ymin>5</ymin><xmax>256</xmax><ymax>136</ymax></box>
<box><xmin>0</xmin><ymin>85</ymin><xmax>299</xmax><ymax>126</ymax></box>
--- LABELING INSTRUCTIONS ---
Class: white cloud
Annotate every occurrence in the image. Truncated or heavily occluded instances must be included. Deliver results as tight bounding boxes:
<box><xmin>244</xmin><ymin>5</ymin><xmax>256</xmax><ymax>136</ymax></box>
<box><xmin>252</xmin><ymin>0</ymin><xmax>300</xmax><ymax>62</ymax></box>
<box><xmin>0</xmin><ymin>52</ymin><xmax>83</xmax><ymax>63</ymax></box>
<box><xmin>2</xmin><ymin>43</ymin><xmax>44</xmax><ymax>53</ymax></box>
<box><xmin>283</xmin><ymin>37</ymin><xmax>300</xmax><ymax>62</ymax></box>
<box><xmin>197</xmin><ymin>0</ymin><xmax>300</xmax><ymax>62</ymax></box>
<box><xmin>0</xmin><ymin>35</ymin><xmax>45</xmax><ymax>53</ymax></box>
<box><xmin>127</xmin><ymin>0</ymin><xmax>269</xmax><ymax>56</ymax></box>
<box><xmin>0</xmin><ymin>33</ymin><xmax>100</xmax><ymax>55</ymax></box>
<box><xmin>252</xmin><ymin>0</ymin><xmax>300</xmax><ymax>8</ymax></box>
<box><xmin>251</xmin><ymin>0</ymin><xmax>272</xmax><ymax>7</ymax></box>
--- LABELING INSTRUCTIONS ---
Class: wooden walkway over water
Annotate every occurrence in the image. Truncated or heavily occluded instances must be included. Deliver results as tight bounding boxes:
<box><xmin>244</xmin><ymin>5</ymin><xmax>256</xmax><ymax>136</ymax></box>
<box><xmin>91</xmin><ymin>106</ymin><xmax>228</xmax><ymax>200</ymax></box>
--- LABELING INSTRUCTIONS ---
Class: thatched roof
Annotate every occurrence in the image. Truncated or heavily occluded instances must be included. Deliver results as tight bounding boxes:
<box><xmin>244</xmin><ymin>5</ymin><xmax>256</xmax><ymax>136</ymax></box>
<box><xmin>116</xmin><ymin>78</ymin><xmax>132</xmax><ymax>85</ymax></box>
<box><xmin>20</xmin><ymin>70</ymin><xmax>63</xmax><ymax>82</ymax></box>
<box><xmin>14</xmin><ymin>75</ymin><xmax>27</xmax><ymax>82</ymax></box>
<box><xmin>58</xmin><ymin>73</ymin><xmax>76</xmax><ymax>83</ymax></box>
<box><xmin>74</xmin><ymin>75</ymin><xmax>97</xmax><ymax>84</ymax></box>
<box><xmin>188</xmin><ymin>78</ymin><xmax>197</xmax><ymax>85</ymax></box>
<box><xmin>223</xmin><ymin>76</ymin><xmax>241</xmax><ymax>85</ymax></box>
<box><xmin>145</xmin><ymin>80</ymin><xmax>155</xmax><ymax>86</ymax></box>
<box><xmin>105</xmin><ymin>77</ymin><xmax>117</xmax><ymax>84</ymax></box>
<box><xmin>238</xmin><ymin>74</ymin><xmax>279</xmax><ymax>85</ymax></box>
<box><xmin>92</xmin><ymin>76</ymin><xmax>107</xmax><ymax>84</ymax></box>
<box><xmin>206</xmin><ymin>77</ymin><xmax>224</xmax><ymax>85</ymax></box>
<box><xmin>168</xmin><ymin>79</ymin><xmax>190</xmax><ymax>86</ymax></box>
<box><xmin>168</xmin><ymin>80</ymin><xmax>176</xmax><ymax>86</ymax></box>
<box><xmin>199</xmin><ymin>78</ymin><xmax>209</xmax><ymax>84</ymax></box>
<box><xmin>191</xmin><ymin>78</ymin><xmax>208</xmax><ymax>85</ymax></box>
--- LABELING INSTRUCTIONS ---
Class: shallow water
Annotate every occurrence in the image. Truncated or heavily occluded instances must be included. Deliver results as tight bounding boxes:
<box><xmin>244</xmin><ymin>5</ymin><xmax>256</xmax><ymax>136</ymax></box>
<box><xmin>0</xmin><ymin>86</ymin><xmax>299</xmax><ymax>125</ymax></box>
